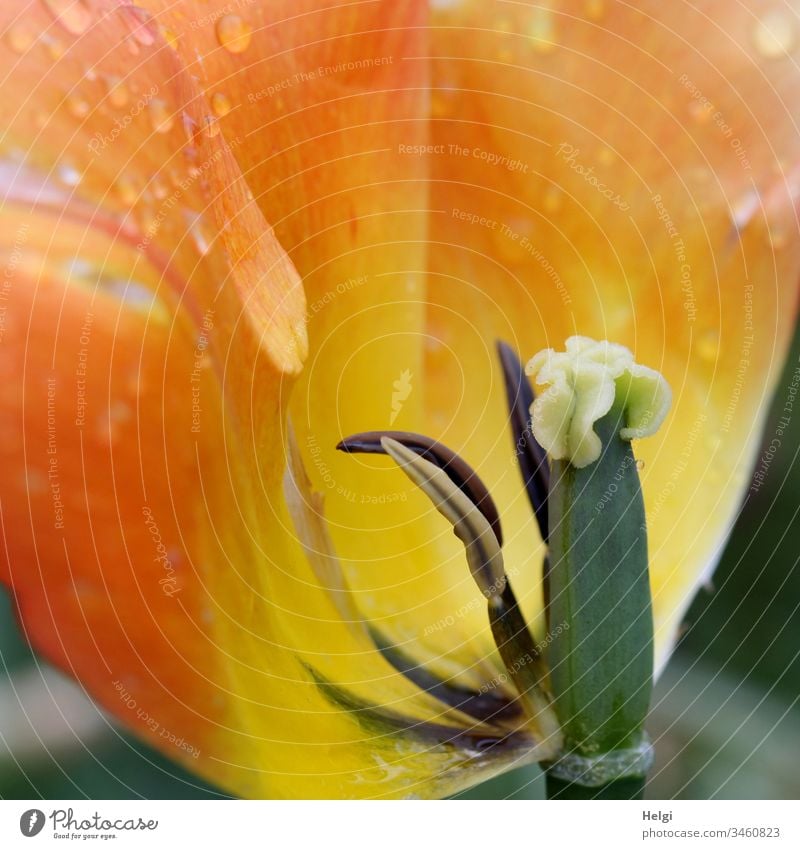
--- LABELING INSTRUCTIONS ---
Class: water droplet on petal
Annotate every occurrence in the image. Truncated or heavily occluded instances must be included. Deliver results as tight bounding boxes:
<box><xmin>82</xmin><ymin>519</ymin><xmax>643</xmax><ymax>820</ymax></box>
<box><xmin>152</xmin><ymin>179</ymin><xmax>169</xmax><ymax>200</ymax></box>
<box><xmin>752</xmin><ymin>9</ymin><xmax>796</xmax><ymax>58</ymax></box>
<box><xmin>42</xmin><ymin>0</ymin><xmax>93</xmax><ymax>36</ymax></box>
<box><xmin>211</xmin><ymin>91</ymin><xmax>232</xmax><ymax>118</ymax></box>
<box><xmin>688</xmin><ymin>98</ymin><xmax>713</xmax><ymax>124</ymax></box>
<box><xmin>543</xmin><ymin>185</ymin><xmax>563</xmax><ymax>213</ymax></box>
<box><xmin>731</xmin><ymin>190</ymin><xmax>761</xmax><ymax>233</ymax></box>
<box><xmin>527</xmin><ymin>7</ymin><xmax>557</xmax><ymax>54</ymax></box>
<box><xmin>43</xmin><ymin>36</ymin><xmax>65</xmax><ymax>60</ymax></box>
<box><xmin>494</xmin><ymin>41</ymin><xmax>514</xmax><ymax>63</ymax></box>
<box><xmin>106</xmin><ymin>76</ymin><xmax>130</xmax><ymax>108</ymax></box>
<box><xmin>161</xmin><ymin>26</ymin><xmax>179</xmax><ymax>50</ymax></box>
<box><xmin>115</xmin><ymin>177</ymin><xmax>138</xmax><ymax>206</ymax></box>
<box><xmin>185</xmin><ymin>211</ymin><xmax>211</xmax><ymax>256</ymax></box>
<box><xmin>584</xmin><ymin>0</ymin><xmax>605</xmax><ymax>20</ymax></box>
<box><xmin>58</xmin><ymin>162</ymin><xmax>81</xmax><ymax>185</ymax></box>
<box><xmin>696</xmin><ymin>328</ymin><xmax>719</xmax><ymax>362</ymax></box>
<box><xmin>597</xmin><ymin>146</ymin><xmax>615</xmax><ymax>165</ymax></box>
<box><xmin>635</xmin><ymin>458</ymin><xmax>645</xmax><ymax>471</ymax></box>
<box><xmin>430</xmin><ymin>91</ymin><xmax>452</xmax><ymax>117</ymax></box>
<box><xmin>202</xmin><ymin>115</ymin><xmax>220</xmax><ymax>138</ymax></box>
<box><xmin>5</xmin><ymin>25</ymin><xmax>35</xmax><ymax>54</ymax></box>
<box><xmin>181</xmin><ymin>111</ymin><xmax>199</xmax><ymax>144</ymax></box>
<box><xmin>149</xmin><ymin>99</ymin><xmax>175</xmax><ymax>134</ymax></box>
<box><xmin>65</xmin><ymin>257</ymin><xmax>95</xmax><ymax>282</ymax></box>
<box><xmin>66</xmin><ymin>94</ymin><xmax>90</xmax><ymax>118</ymax></box>
<box><xmin>216</xmin><ymin>14</ymin><xmax>252</xmax><ymax>54</ymax></box>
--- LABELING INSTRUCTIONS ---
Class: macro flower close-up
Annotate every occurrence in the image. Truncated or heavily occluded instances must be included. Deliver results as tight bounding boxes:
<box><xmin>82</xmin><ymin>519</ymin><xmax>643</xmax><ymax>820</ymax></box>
<box><xmin>0</xmin><ymin>0</ymin><xmax>799</xmax><ymax>812</ymax></box>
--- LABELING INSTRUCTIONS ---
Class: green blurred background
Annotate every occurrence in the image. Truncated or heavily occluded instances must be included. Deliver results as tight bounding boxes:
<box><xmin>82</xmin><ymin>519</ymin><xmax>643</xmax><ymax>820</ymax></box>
<box><xmin>2</xmin><ymin>333</ymin><xmax>798</xmax><ymax>800</ymax></box>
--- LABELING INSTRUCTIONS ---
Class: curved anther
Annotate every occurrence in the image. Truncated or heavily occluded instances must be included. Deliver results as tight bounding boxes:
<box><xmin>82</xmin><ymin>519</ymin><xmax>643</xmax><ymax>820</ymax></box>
<box><xmin>336</xmin><ymin>430</ymin><xmax>503</xmax><ymax>547</ymax></box>
<box><xmin>378</xmin><ymin>437</ymin><xmax>506</xmax><ymax>599</ymax></box>
<box><xmin>497</xmin><ymin>341</ymin><xmax>550</xmax><ymax>542</ymax></box>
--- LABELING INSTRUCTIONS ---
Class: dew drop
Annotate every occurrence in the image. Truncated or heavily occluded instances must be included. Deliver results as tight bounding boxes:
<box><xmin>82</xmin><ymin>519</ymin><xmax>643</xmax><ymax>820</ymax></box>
<box><xmin>43</xmin><ymin>36</ymin><xmax>65</xmax><ymax>60</ymax></box>
<box><xmin>66</xmin><ymin>94</ymin><xmax>90</xmax><ymax>119</ymax></box>
<box><xmin>115</xmin><ymin>178</ymin><xmax>138</xmax><ymax>206</ymax></box>
<box><xmin>58</xmin><ymin>162</ymin><xmax>81</xmax><ymax>186</ymax></box>
<box><xmin>42</xmin><ymin>0</ymin><xmax>93</xmax><ymax>36</ymax></box>
<box><xmin>688</xmin><ymin>98</ymin><xmax>714</xmax><ymax>124</ymax></box>
<box><xmin>636</xmin><ymin>458</ymin><xmax>645</xmax><ymax>471</ymax></box>
<box><xmin>430</xmin><ymin>89</ymin><xmax>456</xmax><ymax>118</ymax></box>
<box><xmin>495</xmin><ymin>46</ymin><xmax>514</xmax><ymax>64</ymax></box>
<box><xmin>65</xmin><ymin>257</ymin><xmax>95</xmax><ymax>282</ymax></box>
<box><xmin>5</xmin><ymin>25</ymin><xmax>35</xmax><ymax>54</ymax></box>
<box><xmin>596</xmin><ymin>146</ymin><xmax>615</xmax><ymax>166</ymax></box>
<box><xmin>152</xmin><ymin>179</ymin><xmax>169</xmax><ymax>200</ymax></box>
<box><xmin>211</xmin><ymin>91</ymin><xmax>232</xmax><ymax>117</ymax></box>
<box><xmin>752</xmin><ymin>9</ymin><xmax>796</xmax><ymax>58</ymax></box>
<box><xmin>106</xmin><ymin>76</ymin><xmax>130</xmax><ymax>108</ymax></box>
<box><xmin>543</xmin><ymin>185</ymin><xmax>563</xmax><ymax>214</ymax></box>
<box><xmin>202</xmin><ymin>115</ymin><xmax>220</xmax><ymax>138</ymax></box>
<box><xmin>527</xmin><ymin>7</ymin><xmax>557</xmax><ymax>55</ymax></box>
<box><xmin>181</xmin><ymin>111</ymin><xmax>199</xmax><ymax>145</ymax></box>
<box><xmin>185</xmin><ymin>211</ymin><xmax>211</xmax><ymax>256</ymax></box>
<box><xmin>584</xmin><ymin>0</ymin><xmax>605</xmax><ymax>20</ymax></box>
<box><xmin>216</xmin><ymin>14</ymin><xmax>252</xmax><ymax>54</ymax></box>
<box><xmin>695</xmin><ymin>328</ymin><xmax>719</xmax><ymax>362</ymax></box>
<box><xmin>26</xmin><ymin>470</ymin><xmax>47</xmax><ymax>495</ymax></box>
<box><xmin>149</xmin><ymin>99</ymin><xmax>175</xmax><ymax>134</ymax></box>
<box><xmin>161</xmin><ymin>26</ymin><xmax>179</xmax><ymax>50</ymax></box>
<box><xmin>731</xmin><ymin>190</ymin><xmax>760</xmax><ymax>233</ymax></box>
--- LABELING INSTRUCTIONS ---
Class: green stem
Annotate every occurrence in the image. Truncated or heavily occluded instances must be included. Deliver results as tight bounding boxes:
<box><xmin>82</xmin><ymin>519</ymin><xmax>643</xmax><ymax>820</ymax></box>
<box><xmin>545</xmin><ymin>405</ymin><xmax>655</xmax><ymax>796</ymax></box>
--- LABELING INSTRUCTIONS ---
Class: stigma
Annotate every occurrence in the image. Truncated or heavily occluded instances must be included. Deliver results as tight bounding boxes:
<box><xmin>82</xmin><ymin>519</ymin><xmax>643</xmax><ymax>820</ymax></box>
<box><xmin>525</xmin><ymin>336</ymin><xmax>672</xmax><ymax>469</ymax></box>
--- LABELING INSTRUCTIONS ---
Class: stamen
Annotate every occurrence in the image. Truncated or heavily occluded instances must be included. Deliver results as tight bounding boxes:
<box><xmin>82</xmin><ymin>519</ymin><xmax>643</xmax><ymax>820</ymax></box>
<box><xmin>497</xmin><ymin>341</ymin><xmax>550</xmax><ymax>542</ymax></box>
<box><xmin>368</xmin><ymin>626</ymin><xmax>522</xmax><ymax>724</ymax></box>
<box><xmin>339</xmin><ymin>431</ymin><xmax>561</xmax><ymax>748</ymax></box>
<box><xmin>336</xmin><ymin>430</ymin><xmax>503</xmax><ymax>546</ymax></box>
<box><xmin>378</xmin><ymin>437</ymin><xmax>505</xmax><ymax>598</ymax></box>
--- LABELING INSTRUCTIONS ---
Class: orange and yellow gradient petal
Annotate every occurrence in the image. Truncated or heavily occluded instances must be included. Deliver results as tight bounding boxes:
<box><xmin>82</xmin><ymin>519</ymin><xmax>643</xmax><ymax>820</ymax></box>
<box><xmin>0</xmin><ymin>0</ymin><xmax>543</xmax><ymax>798</ymax></box>
<box><xmin>1</xmin><ymin>0</ymin><xmax>799</xmax><ymax>799</ymax></box>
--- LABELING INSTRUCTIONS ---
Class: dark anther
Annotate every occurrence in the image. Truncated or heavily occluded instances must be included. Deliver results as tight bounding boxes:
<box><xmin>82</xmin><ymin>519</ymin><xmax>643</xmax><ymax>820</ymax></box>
<box><xmin>336</xmin><ymin>430</ymin><xmax>503</xmax><ymax>547</ymax></box>
<box><xmin>368</xmin><ymin>626</ymin><xmax>522</xmax><ymax>724</ymax></box>
<box><xmin>496</xmin><ymin>341</ymin><xmax>550</xmax><ymax>543</ymax></box>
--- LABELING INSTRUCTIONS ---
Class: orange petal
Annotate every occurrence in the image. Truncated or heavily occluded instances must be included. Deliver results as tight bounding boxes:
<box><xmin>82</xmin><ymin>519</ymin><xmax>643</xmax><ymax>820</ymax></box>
<box><xmin>135</xmin><ymin>0</ymin><xmax>506</xmax><ymax>681</ymax></box>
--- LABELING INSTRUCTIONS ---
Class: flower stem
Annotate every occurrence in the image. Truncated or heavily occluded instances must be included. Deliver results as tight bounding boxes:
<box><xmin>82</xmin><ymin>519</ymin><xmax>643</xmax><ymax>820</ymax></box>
<box><xmin>544</xmin><ymin>405</ymin><xmax>655</xmax><ymax>796</ymax></box>
<box><xmin>545</xmin><ymin>773</ymin><xmax>646</xmax><ymax>800</ymax></box>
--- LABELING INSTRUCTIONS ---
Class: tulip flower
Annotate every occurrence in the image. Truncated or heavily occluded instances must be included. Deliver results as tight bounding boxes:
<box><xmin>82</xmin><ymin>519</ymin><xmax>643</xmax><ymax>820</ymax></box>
<box><xmin>1</xmin><ymin>0</ymin><xmax>798</xmax><ymax>799</ymax></box>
